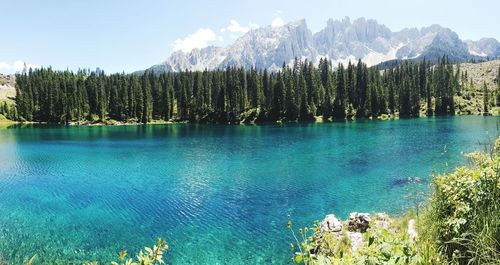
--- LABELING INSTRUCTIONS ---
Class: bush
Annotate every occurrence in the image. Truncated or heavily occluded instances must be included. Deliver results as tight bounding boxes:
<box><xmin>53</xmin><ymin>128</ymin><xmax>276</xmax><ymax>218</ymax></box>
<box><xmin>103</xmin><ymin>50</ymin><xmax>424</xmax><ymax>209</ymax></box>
<box><xmin>422</xmin><ymin>138</ymin><xmax>500</xmax><ymax>264</ymax></box>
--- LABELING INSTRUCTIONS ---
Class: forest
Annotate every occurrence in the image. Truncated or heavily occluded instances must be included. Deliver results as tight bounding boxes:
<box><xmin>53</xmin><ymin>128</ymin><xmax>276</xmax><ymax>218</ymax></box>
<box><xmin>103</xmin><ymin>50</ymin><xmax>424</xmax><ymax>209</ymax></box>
<box><xmin>10</xmin><ymin>56</ymin><xmax>500</xmax><ymax>124</ymax></box>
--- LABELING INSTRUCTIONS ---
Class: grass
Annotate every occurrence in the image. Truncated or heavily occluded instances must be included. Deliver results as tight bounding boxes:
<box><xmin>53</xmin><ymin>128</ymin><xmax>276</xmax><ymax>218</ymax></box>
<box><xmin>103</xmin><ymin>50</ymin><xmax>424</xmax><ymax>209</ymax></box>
<box><xmin>417</xmin><ymin>141</ymin><xmax>500</xmax><ymax>264</ymax></box>
<box><xmin>0</xmin><ymin>114</ymin><xmax>15</xmax><ymax>124</ymax></box>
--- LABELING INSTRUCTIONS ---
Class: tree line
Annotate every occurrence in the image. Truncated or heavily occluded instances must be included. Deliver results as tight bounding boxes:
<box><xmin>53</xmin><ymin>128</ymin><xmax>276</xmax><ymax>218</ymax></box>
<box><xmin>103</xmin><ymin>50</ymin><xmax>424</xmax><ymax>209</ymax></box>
<box><xmin>12</xmin><ymin>56</ymin><xmax>498</xmax><ymax>124</ymax></box>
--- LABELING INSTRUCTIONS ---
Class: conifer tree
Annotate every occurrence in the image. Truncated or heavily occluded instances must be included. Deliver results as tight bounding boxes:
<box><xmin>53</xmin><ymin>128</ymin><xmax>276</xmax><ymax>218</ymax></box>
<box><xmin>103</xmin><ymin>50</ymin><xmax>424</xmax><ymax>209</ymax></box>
<box><xmin>496</xmin><ymin>66</ymin><xmax>500</xmax><ymax>106</ymax></box>
<box><xmin>333</xmin><ymin>64</ymin><xmax>346</xmax><ymax>119</ymax></box>
<box><xmin>483</xmin><ymin>81</ymin><xmax>489</xmax><ymax>114</ymax></box>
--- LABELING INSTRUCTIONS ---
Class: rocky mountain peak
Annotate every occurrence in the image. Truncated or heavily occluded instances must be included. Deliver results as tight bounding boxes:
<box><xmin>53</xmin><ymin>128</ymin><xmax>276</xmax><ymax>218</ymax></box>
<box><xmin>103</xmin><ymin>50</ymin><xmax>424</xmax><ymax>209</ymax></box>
<box><xmin>144</xmin><ymin>17</ymin><xmax>500</xmax><ymax>73</ymax></box>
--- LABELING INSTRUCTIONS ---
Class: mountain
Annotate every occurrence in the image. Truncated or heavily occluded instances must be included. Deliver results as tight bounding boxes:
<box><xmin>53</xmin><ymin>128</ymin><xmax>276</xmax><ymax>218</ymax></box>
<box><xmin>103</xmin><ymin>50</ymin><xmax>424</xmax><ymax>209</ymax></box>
<box><xmin>145</xmin><ymin>17</ymin><xmax>500</xmax><ymax>73</ymax></box>
<box><xmin>466</xmin><ymin>38</ymin><xmax>500</xmax><ymax>57</ymax></box>
<box><xmin>0</xmin><ymin>74</ymin><xmax>16</xmax><ymax>102</ymax></box>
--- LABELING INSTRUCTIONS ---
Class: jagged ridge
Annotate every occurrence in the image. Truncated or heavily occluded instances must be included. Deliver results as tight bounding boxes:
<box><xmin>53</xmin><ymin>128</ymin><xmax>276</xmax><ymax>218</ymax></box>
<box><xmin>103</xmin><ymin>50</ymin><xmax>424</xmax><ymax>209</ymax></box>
<box><xmin>145</xmin><ymin>17</ymin><xmax>500</xmax><ymax>73</ymax></box>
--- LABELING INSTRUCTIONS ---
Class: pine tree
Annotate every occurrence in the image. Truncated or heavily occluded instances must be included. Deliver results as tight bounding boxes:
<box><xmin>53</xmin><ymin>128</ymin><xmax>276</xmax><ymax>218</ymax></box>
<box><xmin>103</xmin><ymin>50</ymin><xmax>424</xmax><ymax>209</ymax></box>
<box><xmin>298</xmin><ymin>72</ymin><xmax>311</xmax><ymax>120</ymax></box>
<box><xmin>483</xmin><ymin>81</ymin><xmax>489</xmax><ymax>114</ymax></box>
<box><xmin>426</xmin><ymin>63</ymin><xmax>433</xmax><ymax>116</ymax></box>
<box><xmin>272</xmin><ymin>72</ymin><xmax>285</xmax><ymax>119</ymax></box>
<box><xmin>284</xmin><ymin>66</ymin><xmax>298</xmax><ymax>121</ymax></box>
<box><xmin>319</xmin><ymin>59</ymin><xmax>333</xmax><ymax>120</ymax></box>
<box><xmin>333</xmin><ymin>64</ymin><xmax>346</xmax><ymax>120</ymax></box>
<box><xmin>410</xmin><ymin>64</ymin><xmax>420</xmax><ymax>117</ymax></box>
<box><xmin>496</xmin><ymin>66</ymin><xmax>500</xmax><ymax>107</ymax></box>
<box><xmin>355</xmin><ymin>60</ymin><xmax>367</xmax><ymax>117</ymax></box>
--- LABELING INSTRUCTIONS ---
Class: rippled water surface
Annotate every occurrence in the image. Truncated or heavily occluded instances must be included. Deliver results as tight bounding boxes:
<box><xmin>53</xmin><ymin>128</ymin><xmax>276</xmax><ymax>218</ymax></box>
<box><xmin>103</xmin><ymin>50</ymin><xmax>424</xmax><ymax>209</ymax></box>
<box><xmin>0</xmin><ymin>117</ymin><xmax>498</xmax><ymax>264</ymax></box>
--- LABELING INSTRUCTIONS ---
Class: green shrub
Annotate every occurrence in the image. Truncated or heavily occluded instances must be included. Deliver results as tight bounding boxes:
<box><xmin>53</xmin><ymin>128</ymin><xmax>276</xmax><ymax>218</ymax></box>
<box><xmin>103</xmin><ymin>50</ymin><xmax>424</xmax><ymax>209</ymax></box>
<box><xmin>423</xmin><ymin>138</ymin><xmax>500</xmax><ymax>264</ymax></box>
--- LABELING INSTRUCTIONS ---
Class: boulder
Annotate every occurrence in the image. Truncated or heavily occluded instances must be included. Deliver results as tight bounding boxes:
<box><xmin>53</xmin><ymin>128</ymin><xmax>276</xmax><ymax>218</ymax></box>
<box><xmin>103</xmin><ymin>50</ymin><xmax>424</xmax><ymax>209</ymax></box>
<box><xmin>320</xmin><ymin>214</ymin><xmax>343</xmax><ymax>233</ymax></box>
<box><xmin>348</xmin><ymin>212</ymin><xmax>371</xmax><ymax>232</ymax></box>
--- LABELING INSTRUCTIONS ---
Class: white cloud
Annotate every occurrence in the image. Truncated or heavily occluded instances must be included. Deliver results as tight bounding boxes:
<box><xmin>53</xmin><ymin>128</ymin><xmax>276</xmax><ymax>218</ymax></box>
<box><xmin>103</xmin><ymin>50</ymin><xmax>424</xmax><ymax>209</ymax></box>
<box><xmin>271</xmin><ymin>17</ymin><xmax>284</xmax><ymax>27</ymax></box>
<box><xmin>249</xmin><ymin>22</ymin><xmax>259</xmax><ymax>28</ymax></box>
<box><xmin>271</xmin><ymin>10</ymin><xmax>285</xmax><ymax>28</ymax></box>
<box><xmin>227</xmin><ymin>20</ymin><xmax>249</xmax><ymax>33</ymax></box>
<box><xmin>173</xmin><ymin>28</ymin><xmax>217</xmax><ymax>53</ymax></box>
<box><xmin>221</xmin><ymin>20</ymin><xmax>259</xmax><ymax>34</ymax></box>
<box><xmin>0</xmin><ymin>62</ymin><xmax>9</xmax><ymax>70</ymax></box>
<box><xmin>0</xmin><ymin>60</ymin><xmax>40</xmax><ymax>73</ymax></box>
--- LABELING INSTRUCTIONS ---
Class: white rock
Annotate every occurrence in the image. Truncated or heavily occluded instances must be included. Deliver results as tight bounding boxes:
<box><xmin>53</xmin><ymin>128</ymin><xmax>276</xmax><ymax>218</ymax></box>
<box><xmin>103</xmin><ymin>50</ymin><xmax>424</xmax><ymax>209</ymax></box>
<box><xmin>320</xmin><ymin>214</ymin><xmax>343</xmax><ymax>233</ymax></box>
<box><xmin>408</xmin><ymin>219</ymin><xmax>418</xmax><ymax>239</ymax></box>
<box><xmin>348</xmin><ymin>231</ymin><xmax>363</xmax><ymax>252</ymax></box>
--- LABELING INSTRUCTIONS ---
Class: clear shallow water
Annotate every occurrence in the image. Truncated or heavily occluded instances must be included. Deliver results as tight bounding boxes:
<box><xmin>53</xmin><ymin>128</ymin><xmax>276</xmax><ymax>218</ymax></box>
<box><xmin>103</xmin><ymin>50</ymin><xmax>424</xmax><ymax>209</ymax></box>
<box><xmin>0</xmin><ymin>117</ymin><xmax>498</xmax><ymax>264</ymax></box>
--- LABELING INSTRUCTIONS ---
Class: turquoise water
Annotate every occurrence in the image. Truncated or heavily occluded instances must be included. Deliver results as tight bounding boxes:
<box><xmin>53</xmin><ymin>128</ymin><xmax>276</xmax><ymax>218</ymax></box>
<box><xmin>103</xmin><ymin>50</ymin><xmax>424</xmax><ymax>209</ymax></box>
<box><xmin>0</xmin><ymin>117</ymin><xmax>498</xmax><ymax>264</ymax></box>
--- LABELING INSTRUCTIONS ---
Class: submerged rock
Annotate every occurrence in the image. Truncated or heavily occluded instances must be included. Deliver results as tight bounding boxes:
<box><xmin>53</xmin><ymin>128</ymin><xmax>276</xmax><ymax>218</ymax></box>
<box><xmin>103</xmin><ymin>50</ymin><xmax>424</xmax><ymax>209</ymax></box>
<box><xmin>390</xmin><ymin>177</ymin><xmax>424</xmax><ymax>187</ymax></box>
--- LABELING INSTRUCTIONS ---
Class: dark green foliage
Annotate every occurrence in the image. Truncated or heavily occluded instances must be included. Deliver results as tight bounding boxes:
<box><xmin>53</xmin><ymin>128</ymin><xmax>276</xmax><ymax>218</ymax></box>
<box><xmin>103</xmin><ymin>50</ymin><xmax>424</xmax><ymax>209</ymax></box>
<box><xmin>14</xmin><ymin>57</ymin><xmax>461</xmax><ymax>123</ymax></box>
<box><xmin>333</xmin><ymin>63</ymin><xmax>346</xmax><ymax>120</ymax></box>
<box><xmin>496</xmin><ymin>66</ymin><xmax>500</xmax><ymax>107</ymax></box>
<box><xmin>433</xmin><ymin>56</ymin><xmax>458</xmax><ymax>115</ymax></box>
<box><xmin>483</xmin><ymin>81</ymin><xmax>489</xmax><ymax>114</ymax></box>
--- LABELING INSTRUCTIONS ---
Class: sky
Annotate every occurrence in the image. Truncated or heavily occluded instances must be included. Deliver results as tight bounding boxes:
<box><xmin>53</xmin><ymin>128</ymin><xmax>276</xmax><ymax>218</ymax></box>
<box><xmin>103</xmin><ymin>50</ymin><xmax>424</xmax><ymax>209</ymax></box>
<box><xmin>0</xmin><ymin>0</ymin><xmax>498</xmax><ymax>74</ymax></box>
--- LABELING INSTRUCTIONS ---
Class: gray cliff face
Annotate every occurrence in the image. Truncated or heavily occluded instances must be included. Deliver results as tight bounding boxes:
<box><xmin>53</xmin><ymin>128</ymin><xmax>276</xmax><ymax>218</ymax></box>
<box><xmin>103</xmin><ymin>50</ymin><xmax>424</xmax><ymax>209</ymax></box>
<box><xmin>146</xmin><ymin>17</ymin><xmax>499</xmax><ymax>73</ymax></box>
<box><xmin>466</xmin><ymin>38</ymin><xmax>500</xmax><ymax>57</ymax></box>
<box><xmin>220</xmin><ymin>19</ymin><xmax>316</xmax><ymax>69</ymax></box>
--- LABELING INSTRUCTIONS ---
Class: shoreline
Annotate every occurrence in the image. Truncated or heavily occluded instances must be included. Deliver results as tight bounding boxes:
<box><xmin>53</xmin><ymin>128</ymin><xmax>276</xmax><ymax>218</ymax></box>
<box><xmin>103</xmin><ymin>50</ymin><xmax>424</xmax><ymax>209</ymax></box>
<box><xmin>3</xmin><ymin>112</ymin><xmax>495</xmax><ymax>128</ymax></box>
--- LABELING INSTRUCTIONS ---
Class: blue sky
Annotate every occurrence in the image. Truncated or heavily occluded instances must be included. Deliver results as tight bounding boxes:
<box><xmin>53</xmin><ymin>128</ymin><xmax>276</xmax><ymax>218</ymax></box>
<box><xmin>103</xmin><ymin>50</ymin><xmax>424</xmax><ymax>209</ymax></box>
<box><xmin>0</xmin><ymin>0</ymin><xmax>498</xmax><ymax>74</ymax></box>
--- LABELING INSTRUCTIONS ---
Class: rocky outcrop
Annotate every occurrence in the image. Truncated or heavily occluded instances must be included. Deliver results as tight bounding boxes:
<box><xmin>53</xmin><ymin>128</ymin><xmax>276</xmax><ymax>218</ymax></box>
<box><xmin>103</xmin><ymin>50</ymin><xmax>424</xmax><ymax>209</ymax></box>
<box><xmin>318</xmin><ymin>212</ymin><xmax>391</xmax><ymax>252</ymax></box>
<box><xmin>0</xmin><ymin>74</ymin><xmax>16</xmax><ymax>101</ymax></box>
<box><xmin>0</xmin><ymin>74</ymin><xmax>15</xmax><ymax>86</ymax></box>
<box><xmin>347</xmin><ymin>212</ymin><xmax>372</xmax><ymax>232</ymax></box>
<box><xmin>319</xmin><ymin>214</ymin><xmax>343</xmax><ymax>233</ymax></box>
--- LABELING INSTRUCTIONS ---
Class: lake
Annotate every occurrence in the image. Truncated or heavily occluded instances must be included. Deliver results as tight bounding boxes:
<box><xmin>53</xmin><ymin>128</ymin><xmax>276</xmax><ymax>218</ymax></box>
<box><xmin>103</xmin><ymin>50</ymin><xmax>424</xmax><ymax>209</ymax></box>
<box><xmin>0</xmin><ymin>116</ymin><xmax>498</xmax><ymax>264</ymax></box>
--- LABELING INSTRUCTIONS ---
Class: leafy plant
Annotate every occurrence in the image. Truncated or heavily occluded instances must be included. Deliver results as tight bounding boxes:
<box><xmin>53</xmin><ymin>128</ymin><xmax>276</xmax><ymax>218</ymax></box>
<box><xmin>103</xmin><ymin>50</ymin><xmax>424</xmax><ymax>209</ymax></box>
<box><xmin>84</xmin><ymin>238</ymin><xmax>168</xmax><ymax>265</ymax></box>
<box><xmin>423</xmin><ymin>138</ymin><xmax>500</xmax><ymax>264</ymax></box>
